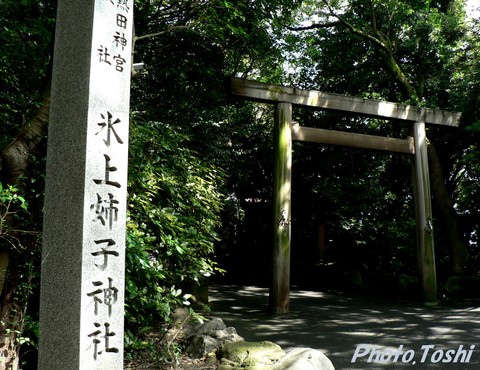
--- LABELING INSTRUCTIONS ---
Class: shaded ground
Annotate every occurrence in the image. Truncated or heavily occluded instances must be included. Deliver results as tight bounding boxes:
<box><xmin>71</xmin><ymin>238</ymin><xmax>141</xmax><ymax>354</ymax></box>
<box><xmin>209</xmin><ymin>284</ymin><xmax>480</xmax><ymax>369</ymax></box>
<box><xmin>125</xmin><ymin>355</ymin><xmax>216</xmax><ymax>370</ymax></box>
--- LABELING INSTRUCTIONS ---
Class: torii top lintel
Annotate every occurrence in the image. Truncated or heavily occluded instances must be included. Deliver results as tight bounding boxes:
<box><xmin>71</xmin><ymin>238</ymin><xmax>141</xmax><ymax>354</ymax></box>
<box><xmin>229</xmin><ymin>77</ymin><xmax>461</xmax><ymax>127</ymax></box>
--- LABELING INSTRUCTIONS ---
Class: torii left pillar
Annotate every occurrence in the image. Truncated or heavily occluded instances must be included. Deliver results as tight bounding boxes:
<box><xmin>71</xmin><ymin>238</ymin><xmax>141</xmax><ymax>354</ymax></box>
<box><xmin>412</xmin><ymin>112</ymin><xmax>437</xmax><ymax>304</ymax></box>
<box><xmin>270</xmin><ymin>102</ymin><xmax>293</xmax><ymax>314</ymax></box>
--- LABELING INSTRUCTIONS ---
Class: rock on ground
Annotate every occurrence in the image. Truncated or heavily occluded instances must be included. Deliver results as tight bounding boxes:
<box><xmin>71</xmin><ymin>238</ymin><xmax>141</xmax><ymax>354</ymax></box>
<box><xmin>156</xmin><ymin>310</ymin><xmax>335</xmax><ymax>369</ymax></box>
<box><xmin>217</xmin><ymin>340</ymin><xmax>286</xmax><ymax>370</ymax></box>
<box><xmin>270</xmin><ymin>348</ymin><xmax>335</xmax><ymax>370</ymax></box>
<box><xmin>185</xmin><ymin>317</ymin><xmax>244</xmax><ymax>359</ymax></box>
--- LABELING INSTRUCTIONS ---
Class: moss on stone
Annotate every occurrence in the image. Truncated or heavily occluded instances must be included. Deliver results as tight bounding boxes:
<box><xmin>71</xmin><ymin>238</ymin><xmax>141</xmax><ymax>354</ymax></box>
<box><xmin>218</xmin><ymin>340</ymin><xmax>286</xmax><ymax>369</ymax></box>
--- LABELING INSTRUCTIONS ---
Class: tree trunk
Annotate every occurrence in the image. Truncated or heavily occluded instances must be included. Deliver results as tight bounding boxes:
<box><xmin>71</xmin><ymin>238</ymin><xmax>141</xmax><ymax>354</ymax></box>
<box><xmin>378</xmin><ymin>48</ymin><xmax>420</xmax><ymax>102</ymax></box>
<box><xmin>0</xmin><ymin>263</ymin><xmax>24</xmax><ymax>370</ymax></box>
<box><xmin>1</xmin><ymin>73</ymin><xmax>51</xmax><ymax>185</ymax></box>
<box><xmin>427</xmin><ymin>142</ymin><xmax>468</xmax><ymax>274</ymax></box>
<box><xmin>327</xmin><ymin>9</ymin><xmax>469</xmax><ymax>275</ymax></box>
<box><xmin>374</xmin><ymin>33</ymin><xmax>468</xmax><ymax>276</ymax></box>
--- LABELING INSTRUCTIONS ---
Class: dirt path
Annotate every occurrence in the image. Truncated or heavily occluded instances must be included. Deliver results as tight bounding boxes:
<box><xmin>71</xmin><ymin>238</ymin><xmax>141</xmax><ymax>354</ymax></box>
<box><xmin>209</xmin><ymin>284</ymin><xmax>480</xmax><ymax>369</ymax></box>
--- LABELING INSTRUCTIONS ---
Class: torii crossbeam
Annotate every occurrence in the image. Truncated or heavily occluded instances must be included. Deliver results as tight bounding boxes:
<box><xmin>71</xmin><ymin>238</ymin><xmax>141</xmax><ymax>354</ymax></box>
<box><xmin>228</xmin><ymin>77</ymin><xmax>461</xmax><ymax>313</ymax></box>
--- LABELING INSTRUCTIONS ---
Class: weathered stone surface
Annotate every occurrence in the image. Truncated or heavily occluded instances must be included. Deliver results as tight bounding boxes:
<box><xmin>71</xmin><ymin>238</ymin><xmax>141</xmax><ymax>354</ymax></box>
<box><xmin>39</xmin><ymin>0</ymin><xmax>132</xmax><ymax>369</ymax></box>
<box><xmin>183</xmin><ymin>316</ymin><xmax>333</xmax><ymax>370</ymax></box>
<box><xmin>218</xmin><ymin>340</ymin><xmax>286</xmax><ymax>369</ymax></box>
<box><xmin>270</xmin><ymin>348</ymin><xmax>335</xmax><ymax>370</ymax></box>
<box><xmin>195</xmin><ymin>317</ymin><xmax>227</xmax><ymax>336</ymax></box>
<box><xmin>216</xmin><ymin>358</ymin><xmax>244</xmax><ymax>370</ymax></box>
<box><xmin>185</xmin><ymin>317</ymin><xmax>244</xmax><ymax>358</ymax></box>
<box><xmin>185</xmin><ymin>335</ymin><xmax>220</xmax><ymax>359</ymax></box>
<box><xmin>215</xmin><ymin>327</ymin><xmax>244</xmax><ymax>343</ymax></box>
<box><xmin>167</xmin><ymin>308</ymin><xmax>201</xmax><ymax>341</ymax></box>
<box><xmin>172</xmin><ymin>307</ymin><xmax>191</xmax><ymax>324</ymax></box>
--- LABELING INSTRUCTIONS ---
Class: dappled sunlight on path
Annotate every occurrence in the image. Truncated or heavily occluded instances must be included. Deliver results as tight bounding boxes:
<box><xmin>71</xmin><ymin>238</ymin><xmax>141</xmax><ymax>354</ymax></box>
<box><xmin>209</xmin><ymin>285</ymin><xmax>480</xmax><ymax>369</ymax></box>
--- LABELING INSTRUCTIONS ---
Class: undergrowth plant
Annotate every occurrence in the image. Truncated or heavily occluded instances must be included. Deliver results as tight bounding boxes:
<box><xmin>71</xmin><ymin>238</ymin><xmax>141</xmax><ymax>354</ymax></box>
<box><xmin>125</xmin><ymin>120</ymin><xmax>224</xmax><ymax>358</ymax></box>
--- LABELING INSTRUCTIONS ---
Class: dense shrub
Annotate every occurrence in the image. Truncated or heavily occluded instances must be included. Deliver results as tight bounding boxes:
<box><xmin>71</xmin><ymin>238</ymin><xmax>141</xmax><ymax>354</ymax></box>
<box><xmin>125</xmin><ymin>120</ymin><xmax>224</xmax><ymax>349</ymax></box>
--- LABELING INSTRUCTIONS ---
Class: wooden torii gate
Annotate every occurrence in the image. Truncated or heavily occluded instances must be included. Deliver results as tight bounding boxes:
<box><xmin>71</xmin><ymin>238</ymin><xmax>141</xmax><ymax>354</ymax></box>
<box><xmin>229</xmin><ymin>77</ymin><xmax>462</xmax><ymax>313</ymax></box>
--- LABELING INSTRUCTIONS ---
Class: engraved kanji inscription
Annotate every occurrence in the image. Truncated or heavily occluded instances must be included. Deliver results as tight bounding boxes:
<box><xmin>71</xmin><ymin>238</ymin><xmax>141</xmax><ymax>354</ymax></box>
<box><xmin>97</xmin><ymin>46</ymin><xmax>111</xmax><ymax>65</ymax></box>
<box><xmin>113</xmin><ymin>54</ymin><xmax>127</xmax><ymax>72</ymax></box>
<box><xmin>92</xmin><ymin>239</ymin><xmax>119</xmax><ymax>270</ymax></box>
<box><xmin>88</xmin><ymin>281</ymin><xmax>103</xmax><ymax>315</ymax></box>
<box><xmin>113</xmin><ymin>32</ymin><xmax>127</xmax><ymax>50</ymax></box>
<box><xmin>116</xmin><ymin>0</ymin><xmax>130</xmax><ymax>12</ymax></box>
<box><xmin>93</xmin><ymin>154</ymin><xmax>121</xmax><ymax>188</ymax></box>
<box><xmin>87</xmin><ymin>277</ymin><xmax>119</xmax><ymax>316</ymax></box>
<box><xmin>116</xmin><ymin>14</ymin><xmax>127</xmax><ymax>29</ymax></box>
<box><xmin>91</xmin><ymin>193</ymin><xmax>119</xmax><ymax>229</ymax></box>
<box><xmin>96</xmin><ymin>111</ymin><xmax>124</xmax><ymax>146</ymax></box>
<box><xmin>88</xmin><ymin>322</ymin><xmax>119</xmax><ymax>360</ymax></box>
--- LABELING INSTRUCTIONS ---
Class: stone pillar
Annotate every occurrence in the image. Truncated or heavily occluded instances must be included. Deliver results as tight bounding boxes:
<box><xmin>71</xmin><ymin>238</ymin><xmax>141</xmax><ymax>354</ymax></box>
<box><xmin>270</xmin><ymin>102</ymin><xmax>292</xmax><ymax>314</ymax></box>
<box><xmin>38</xmin><ymin>1</ymin><xmax>133</xmax><ymax>369</ymax></box>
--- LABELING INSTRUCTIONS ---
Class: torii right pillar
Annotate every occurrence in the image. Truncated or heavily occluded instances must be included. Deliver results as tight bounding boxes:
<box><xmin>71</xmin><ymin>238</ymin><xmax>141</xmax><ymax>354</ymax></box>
<box><xmin>270</xmin><ymin>102</ymin><xmax>292</xmax><ymax>314</ymax></box>
<box><xmin>412</xmin><ymin>110</ymin><xmax>437</xmax><ymax>305</ymax></box>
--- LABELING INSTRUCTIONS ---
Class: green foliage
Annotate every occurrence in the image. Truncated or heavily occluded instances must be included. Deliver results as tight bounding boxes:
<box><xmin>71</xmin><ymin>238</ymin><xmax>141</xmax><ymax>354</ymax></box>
<box><xmin>278</xmin><ymin>0</ymin><xmax>467</xmax><ymax>103</ymax></box>
<box><xmin>0</xmin><ymin>183</ymin><xmax>27</xmax><ymax>210</ymax></box>
<box><xmin>0</xmin><ymin>182</ymin><xmax>42</xmax><ymax>367</ymax></box>
<box><xmin>443</xmin><ymin>275</ymin><xmax>480</xmax><ymax>298</ymax></box>
<box><xmin>452</xmin><ymin>146</ymin><xmax>480</xmax><ymax>251</ymax></box>
<box><xmin>259</xmin><ymin>0</ymin><xmax>480</xmax><ymax>285</ymax></box>
<box><xmin>0</xmin><ymin>183</ymin><xmax>28</xmax><ymax>250</ymax></box>
<box><xmin>290</xmin><ymin>112</ymin><xmax>419</xmax><ymax>284</ymax></box>
<box><xmin>0</xmin><ymin>0</ymin><xmax>55</xmax><ymax>149</ymax></box>
<box><xmin>125</xmin><ymin>119</ymin><xmax>224</xmax><ymax>349</ymax></box>
<box><xmin>3</xmin><ymin>2</ymin><xmax>480</xmax><ymax>368</ymax></box>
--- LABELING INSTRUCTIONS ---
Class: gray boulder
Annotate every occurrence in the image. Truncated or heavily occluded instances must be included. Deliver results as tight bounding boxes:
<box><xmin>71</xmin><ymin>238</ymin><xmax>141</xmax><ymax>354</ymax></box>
<box><xmin>215</xmin><ymin>326</ymin><xmax>244</xmax><ymax>343</ymax></box>
<box><xmin>185</xmin><ymin>317</ymin><xmax>244</xmax><ymax>358</ymax></box>
<box><xmin>218</xmin><ymin>340</ymin><xmax>286</xmax><ymax>370</ymax></box>
<box><xmin>270</xmin><ymin>348</ymin><xmax>335</xmax><ymax>370</ymax></box>
<box><xmin>166</xmin><ymin>307</ymin><xmax>202</xmax><ymax>341</ymax></box>
<box><xmin>195</xmin><ymin>317</ymin><xmax>227</xmax><ymax>336</ymax></box>
<box><xmin>185</xmin><ymin>334</ymin><xmax>220</xmax><ymax>359</ymax></box>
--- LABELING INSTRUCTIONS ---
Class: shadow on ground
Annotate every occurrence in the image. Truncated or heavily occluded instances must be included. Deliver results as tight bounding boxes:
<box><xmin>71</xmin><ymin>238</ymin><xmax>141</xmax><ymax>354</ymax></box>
<box><xmin>209</xmin><ymin>284</ymin><xmax>480</xmax><ymax>369</ymax></box>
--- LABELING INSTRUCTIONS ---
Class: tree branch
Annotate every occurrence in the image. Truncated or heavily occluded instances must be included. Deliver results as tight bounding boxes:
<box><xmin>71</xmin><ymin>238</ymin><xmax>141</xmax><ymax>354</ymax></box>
<box><xmin>131</xmin><ymin>23</ymin><xmax>194</xmax><ymax>77</ymax></box>
<box><xmin>281</xmin><ymin>20</ymin><xmax>342</xmax><ymax>32</ymax></box>
<box><xmin>329</xmin><ymin>10</ymin><xmax>389</xmax><ymax>51</ymax></box>
<box><xmin>321</xmin><ymin>1</ymin><xmax>419</xmax><ymax>102</ymax></box>
<box><xmin>134</xmin><ymin>25</ymin><xmax>192</xmax><ymax>42</ymax></box>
